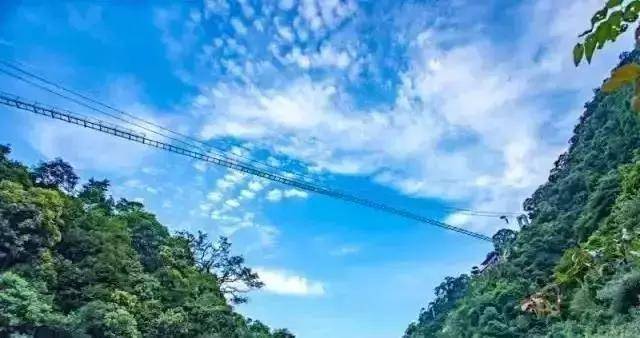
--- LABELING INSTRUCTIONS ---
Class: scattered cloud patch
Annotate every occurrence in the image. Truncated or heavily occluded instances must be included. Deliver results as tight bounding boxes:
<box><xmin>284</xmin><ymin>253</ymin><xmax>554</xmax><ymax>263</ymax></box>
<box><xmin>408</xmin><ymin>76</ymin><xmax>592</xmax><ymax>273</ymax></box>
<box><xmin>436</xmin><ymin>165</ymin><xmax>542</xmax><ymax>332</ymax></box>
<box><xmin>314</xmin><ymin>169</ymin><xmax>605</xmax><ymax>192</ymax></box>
<box><xmin>284</xmin><ymin>188</ymin><xmax>308</xmax><ymax>199</ymax></box>
<box><xmin>180</xmin><ymin>0</ymin><xmax>630</xmax><ymax>235</ymax></box>
<box><xmin>225</xmin><ymin>198</ymin><xmax>241</xmax><ymax>208</ymax></box>
<box><xmin>255</xmin><ymin>268</ymin><xmax>326</xmax><ymax>296</ymax></box>
<box><xmin>265</xmin><ymin>188</ymin><xmax>308</xmax><ymax>202</ymax></box>
<box><xmin>193</xmin><ymin>161</ymin><xmax>208</xmax><ymax>172</ymax></box>
<box><xmin>240</xmin><ymin>189</ymin><xmax>256</xmax><ymax>199</ymax></box>
<box><xmin>266</xmin><ymin>189</ymin><xmax>283</xmax><ymax>202</ymax></box>
<box><xmin>248</xmin><ymin>179</ymin><xmax>266</xmax><ymax>191</ymax></box>
<box><xmin>207</xmin><ymin>191</ymin><xmax>223</xmax><ymax>202</ymax></box>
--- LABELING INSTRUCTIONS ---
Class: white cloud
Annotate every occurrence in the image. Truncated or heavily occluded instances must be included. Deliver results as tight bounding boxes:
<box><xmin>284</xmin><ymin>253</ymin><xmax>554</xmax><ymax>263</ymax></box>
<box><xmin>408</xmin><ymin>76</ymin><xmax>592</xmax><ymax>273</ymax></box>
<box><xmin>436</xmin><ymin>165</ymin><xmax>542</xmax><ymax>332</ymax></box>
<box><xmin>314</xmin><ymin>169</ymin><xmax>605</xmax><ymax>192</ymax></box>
<box><xmin>275</xmin><ymin>18</ymin><xmax>295</xmax><ymax>42</ymax></box>
<box><xmin>191</xmin><ymin>0</ymin><xmax>633</xmax><ymax>235</ymax></box>
<box><xmin>23</xmin><ymin>75</ymin><xmax>188</xmax><ymax>175</ymax></box>
<box><xmin>28</xmin><ymin>118</ymin><xmax>153</xmax><ymax>172</ymax></box>
<box><xmin>266</xmin><ymin>189</ymin><xmax>283</xmax><ymax>202</ymax></box>
<box><xmin>248</xmin><ymin>179</ymin><xmax>266</xmax><ymax>191</ymax></box>
<box><xmin>265</xmin><ymin>188</ymin><xmax>308</xmax><ymax>203</ymax></box>
<box><xmin>200</xmin><ymin>202</ymin><xmax>213</xmax><ymax>212</ymax></box>
<box><xmin>311</xmin><ymin>44</ymin><xmax>351</xmax><ymax>69</ymax></box>
<box><xmin>286</xmin><ymin>44</ymin><xmax>352</xmax><ymax>69</ymax></box>
<box><xmin>215</xmin><ymin>170</ymin><xmax>247</xmax><ymax>191</ymax></box>
<box><xmin>193</xmin><ymin>161</ymin><xmax>208</xmax><ymax>172</ymax></box>
<box><xmin>216</xmin><ymin>178</ymin><xmax>234</xmax><ymax>190</ymax></box>
<box><xmin>240</xmin><ymin>189</ymin><xmax>256</xmax><ymax>199</ymax></box>
<box><xmin>283</xmin><ymin>188</ymin><xmax>308</xmax><ymax>199</ymax></box>
<box><xmin>255</xmin><ymin>268</ymin><xmax>325</xmax><ymax>296</ymax></box>
<box><xmin>267</xmin><ymin>156</ymin><xmax>282</xmax><ymax>167</ymax></box>
<box><xmin>225</xmin><ymin>170</ymin><xmax>247</xmax><ymax>183</ymax></box>
<box><xmin>224</xmin><ymin>198</ymin><xmax>240</xmax><ymax>208</ymax></box>
<box><xmin>124</xmin><ymin>179</ymin><xmax>143</xmax><ymax>188</ymax></box>
<box><xmin>444</xmin><ymin>213</ymin><xmax>473</xmax><ymax>228</ymax></box>
<box><xmin>204</xmin><ymin>0</ymin><xmax>230</xmax><ymax>18</ymax></box>
<box><xmin>207</xmin><ymin>191</ymin><xmax>223</xmax><ymax>202</ymax></box>
<box><xmin>239</xmin><ymin>0</ymin><xmax>255</xmax><ymax>18</ymax></box>
<box><xmin>230</xmin><ymin>17</ymin><xmax>248</xmax><ymax>35</ymax></box>
<box><xmin>146</xmin><ymin>0</ymin><xmax>632</xmax><ymax>236</ymax></box>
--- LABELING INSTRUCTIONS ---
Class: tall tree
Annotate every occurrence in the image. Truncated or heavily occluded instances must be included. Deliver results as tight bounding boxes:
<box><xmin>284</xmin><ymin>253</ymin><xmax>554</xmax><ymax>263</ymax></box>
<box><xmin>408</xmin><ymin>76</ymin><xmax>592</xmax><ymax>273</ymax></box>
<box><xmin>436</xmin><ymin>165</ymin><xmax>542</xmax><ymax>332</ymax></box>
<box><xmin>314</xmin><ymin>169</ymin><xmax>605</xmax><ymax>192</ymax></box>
<box><xmin>179</xmin><ymin>231</ymin><xmax>264</xmax><ymax>304</ymax></box>
<box><xmin>0</xmin><ymin>145</ymin><xmax>293</xmax><ymax>337</ymax></box>
<box><xmin>32</xmin><ymin>158</ymin><xmax>79</xmax><ymax>194</ymax></box>
<box><xmin>492</xmin><ymin>229</ymin><xmax>517</xmax><ymax>255</ymax></box>
<box><xmin>78</xmin><ymin>179</ymin><xmax>114</xmax><ymax>214</ymax></box>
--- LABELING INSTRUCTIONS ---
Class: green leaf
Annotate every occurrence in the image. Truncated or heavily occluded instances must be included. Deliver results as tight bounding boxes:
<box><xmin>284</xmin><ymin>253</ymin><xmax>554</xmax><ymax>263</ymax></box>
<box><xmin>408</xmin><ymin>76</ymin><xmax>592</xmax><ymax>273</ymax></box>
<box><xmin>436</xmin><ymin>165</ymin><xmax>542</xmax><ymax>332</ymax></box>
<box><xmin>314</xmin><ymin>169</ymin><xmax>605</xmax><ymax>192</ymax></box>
<box><xmin>609</xmin><ymin>10</ymin><xmax>624</xmax><ymax>27</ymax></box>
<box><xmin>607</xmin><ymin>0</ymin><xmax>623</xmax><ymax>8</ymax></box>
<box><xmin>585</xmin><ymin>34</ymin><xmax>597</xmax><ymax>63</ymax></box>
<box><xmin>609</xmin><ymin>11</ymin><xmax>624</xmax><ymax>40</ymax></box>
<box><xmin>579</xmin><ymin>28</ymin><xmax>594</xmax><ymax>38</ymax></box>
<box><xmin>592</xmin><ymin>8</ymin><xmax>609</xmax><ymax>26</ymax></box>
<box><xmin>596</xmin><ymin>22</ymin><xmax>612</xmax><ymax>48</ymax></box>
<box><xmin>624</xmin><ymin>11</ymin><xmax>639</xmax><ymax>22</ymax></box>
<box><xmin>573</xmin><ymin>43</ymin><xmax>584</xmax><ymax>66</ymax></box>
<box><xmin>626</xmin><ymin>1</ymin><xmax>640</xmax><ymax>15</ymax></box>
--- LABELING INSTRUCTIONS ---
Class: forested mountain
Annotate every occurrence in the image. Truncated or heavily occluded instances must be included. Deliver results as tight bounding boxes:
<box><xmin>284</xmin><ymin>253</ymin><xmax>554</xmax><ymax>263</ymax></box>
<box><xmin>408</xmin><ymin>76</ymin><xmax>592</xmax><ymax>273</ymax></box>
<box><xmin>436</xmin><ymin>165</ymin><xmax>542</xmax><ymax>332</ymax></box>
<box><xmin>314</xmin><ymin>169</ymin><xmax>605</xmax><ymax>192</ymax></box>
<box><xmin>0</xmin><ymin>146</ymin><xmax>293</xmax><ymax>337</ymax></box>
<box><xmin>404</xmin><ymin>50</ymin><xmax>640</xmax><ymax>337</ymax></box>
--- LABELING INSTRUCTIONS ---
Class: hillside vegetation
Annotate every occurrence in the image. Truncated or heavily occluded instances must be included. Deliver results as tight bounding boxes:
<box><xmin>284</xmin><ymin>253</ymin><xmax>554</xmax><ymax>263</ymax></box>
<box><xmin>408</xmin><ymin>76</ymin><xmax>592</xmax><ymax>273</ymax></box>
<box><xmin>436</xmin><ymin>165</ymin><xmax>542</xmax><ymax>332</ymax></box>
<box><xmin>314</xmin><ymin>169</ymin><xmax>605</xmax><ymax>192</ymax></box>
<box><xmin>404</xmin><ymin>50</ymin><xmax>640</xmax><ymax>337</ymax></box>
<box><xmin>0</xmin><ymin>146</ymin><xmax>293</xmax><ymax>337</ymax></box>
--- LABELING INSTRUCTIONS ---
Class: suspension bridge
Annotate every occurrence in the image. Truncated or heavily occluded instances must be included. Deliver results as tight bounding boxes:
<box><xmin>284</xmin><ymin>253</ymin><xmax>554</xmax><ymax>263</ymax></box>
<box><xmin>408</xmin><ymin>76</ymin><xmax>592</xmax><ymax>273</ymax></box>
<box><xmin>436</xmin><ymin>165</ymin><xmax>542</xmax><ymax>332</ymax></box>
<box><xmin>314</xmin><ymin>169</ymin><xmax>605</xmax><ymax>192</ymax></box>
<box><xmin>0</xmin><ymin>61</ymin><xmax>525</xmax><ymax>243</ymax></box>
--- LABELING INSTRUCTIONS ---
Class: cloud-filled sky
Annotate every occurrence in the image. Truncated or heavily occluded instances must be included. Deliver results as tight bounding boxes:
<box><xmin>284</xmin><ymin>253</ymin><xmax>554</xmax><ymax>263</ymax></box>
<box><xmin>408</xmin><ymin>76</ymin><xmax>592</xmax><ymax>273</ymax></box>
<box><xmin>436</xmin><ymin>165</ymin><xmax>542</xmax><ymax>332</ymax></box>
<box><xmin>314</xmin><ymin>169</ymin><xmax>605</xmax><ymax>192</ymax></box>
<box><xmin>0</xmin><ymin>0</ymin><xmax>634</xmax><ymax>337</ymax></box>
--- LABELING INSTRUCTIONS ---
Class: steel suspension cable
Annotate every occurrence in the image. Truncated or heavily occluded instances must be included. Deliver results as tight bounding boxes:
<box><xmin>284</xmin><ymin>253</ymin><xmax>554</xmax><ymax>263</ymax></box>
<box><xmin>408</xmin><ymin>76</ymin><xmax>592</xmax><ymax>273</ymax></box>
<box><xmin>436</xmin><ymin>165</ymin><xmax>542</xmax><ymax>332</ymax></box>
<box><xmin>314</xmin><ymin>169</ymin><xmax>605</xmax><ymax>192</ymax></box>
<box><xmin>0</xmin><ymin>93</ymin><xmax>493</xmax><ymax>242</ymax></box>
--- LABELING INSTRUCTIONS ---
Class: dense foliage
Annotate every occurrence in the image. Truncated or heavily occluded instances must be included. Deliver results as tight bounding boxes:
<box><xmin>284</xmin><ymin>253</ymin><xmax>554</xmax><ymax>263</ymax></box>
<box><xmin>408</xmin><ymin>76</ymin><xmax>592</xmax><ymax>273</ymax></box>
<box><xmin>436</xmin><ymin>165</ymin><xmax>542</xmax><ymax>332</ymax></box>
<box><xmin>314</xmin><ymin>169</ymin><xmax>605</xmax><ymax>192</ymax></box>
<box><xmin>573</xmin><ymin>0</ymin><xmax>640</xmax><ymax>66</ymax></box>
<box><xmin>0</xmin><ymin>144</ymin><xmax>293</xmax><ymax>337</ymax></box>
<box><xmin>405</xmin><ymin>50</ymin><xmax>640</xmax><ymax>337</ymax></box>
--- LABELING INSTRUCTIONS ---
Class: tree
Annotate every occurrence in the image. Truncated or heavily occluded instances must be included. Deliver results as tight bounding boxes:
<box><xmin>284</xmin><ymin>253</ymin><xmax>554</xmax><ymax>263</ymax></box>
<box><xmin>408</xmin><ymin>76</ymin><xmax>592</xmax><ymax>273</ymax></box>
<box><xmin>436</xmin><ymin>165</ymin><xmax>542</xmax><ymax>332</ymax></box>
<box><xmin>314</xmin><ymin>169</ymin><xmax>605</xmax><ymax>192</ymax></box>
<box><xmin>179</xmin><ymin>231</ymin><xmax>264</xmax><ymax>304</ymax></box>
<box><xmin>0</xmin><ymin>144</ymin><xmax>9</xmax><ymax>159</ymax></box>
<box><xmin>0</xmin><ymin>181</ymin><xmax>65</xmax><ymax>269</ymax></box>
<box><xmin>272</xmin><ymin>328</ymin><xmax>296</xmax><ymax>338</ymax></box>
<box><xmin>70</xmin><ymin>301</ymin><xmax>140</xmax><ymax>338</ymax></box>
<box><xmin>0</xmin><ymin>146</ymin><xmax>290</xmax><ymax>337</ymax></box>
<box><xmin>492</xmin><ymin>229</ymin><xmax>518</xmax><ymax>255</ymax></box>
<box><xmin>32</xmin><ymin>158</ymin><xmax>78</xmax><ymax>194</ymax></box>
<box><xmin>78</xmin><ymin>178</ymin><xmax>114</xmax><ymax>214</ymax></box>
<box><xmin>247</xmin><ymin>319</ymin><xmax>271</xmax><ymax>336</ymax></box>
<box><xmin>404</xmin><ymin>274</ymin><xmax>470</xmax><ymax>337</ymax></box>
<box><xmin>408</xmin><ymin>39</ymin><xmax>640</xmax><ymax>337</ymax></box>
<box><xmin>116</xmin><ymin>203</ymin><xmax>170</xmax><ymax>272</ymax></box>
<box><xmin>0</xmin><ymin>144</ymin><xmax>32</xmax><ymax>187</ymax></box>
<box><xmin>0</xmin><ymin>272</ymin><xmax>65</xmax><ymax>335</ymax></box>
<box><xmin>115</xmin><ymin>198</ymin><xmax>145</xmax><ymax>213</ymax></box>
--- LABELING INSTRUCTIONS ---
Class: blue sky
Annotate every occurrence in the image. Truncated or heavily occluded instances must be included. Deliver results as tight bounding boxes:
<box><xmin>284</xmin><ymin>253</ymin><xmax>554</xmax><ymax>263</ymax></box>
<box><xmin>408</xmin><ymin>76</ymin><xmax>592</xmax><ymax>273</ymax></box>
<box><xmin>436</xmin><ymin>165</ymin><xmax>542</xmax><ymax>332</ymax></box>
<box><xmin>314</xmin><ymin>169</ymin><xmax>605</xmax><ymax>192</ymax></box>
<box><xmin>0</xmin><ymin>1</ymin><xmax>634</xmax><ymax>337</ymax></box>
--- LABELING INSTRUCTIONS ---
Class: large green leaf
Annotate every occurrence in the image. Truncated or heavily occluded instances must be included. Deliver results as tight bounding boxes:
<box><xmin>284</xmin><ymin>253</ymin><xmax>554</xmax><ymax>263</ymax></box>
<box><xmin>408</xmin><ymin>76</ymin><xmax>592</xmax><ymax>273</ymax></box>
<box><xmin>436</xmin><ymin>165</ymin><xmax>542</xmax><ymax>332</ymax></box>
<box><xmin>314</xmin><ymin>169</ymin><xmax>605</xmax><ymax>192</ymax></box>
<box><xmin>596</xmin><ymin>21</ymin><xmax>612</xmax><ymax>48</ymax></box>
<box><xmin>592</xmin><ymin>8</ymin><xmax>609</xmax><ymax>26</ymax></box>
<box><xmin>609</xmin><ymin>10</ymin><xmax>624</xmax><ymax>28</ymax></box>
<box><xmin>573</xmin><ymin>43</ymin><xmax>584</xmax><ymax>66</ymax></box>
<box><xmin>608</xmin><ymin>11</ymin><xmax>624</xmax><ymax>41</ymax></box>
<box><xmin>585</xmin><ymin>34</ymin><xmax>597</xmax><ymax>63</ymax></box>
<box><xmin>625</xmin><ymin>0</ymin><xmax>640</xmax><ymax>15</ymax></box>
<box><xmin>623</xmin><ymin>8</ymin><xmax>639</xmax><ymax>22</ymax></box>
<box><xmin>607</xmin><ymin>0</ymin><xmax>623</xmax><ymax>8</ymax></box>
